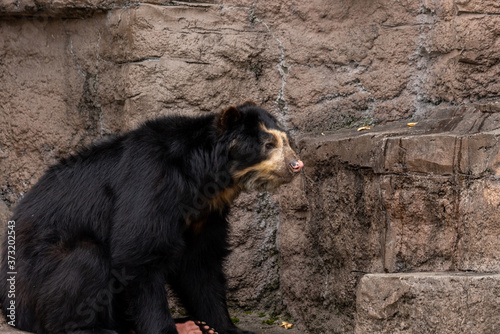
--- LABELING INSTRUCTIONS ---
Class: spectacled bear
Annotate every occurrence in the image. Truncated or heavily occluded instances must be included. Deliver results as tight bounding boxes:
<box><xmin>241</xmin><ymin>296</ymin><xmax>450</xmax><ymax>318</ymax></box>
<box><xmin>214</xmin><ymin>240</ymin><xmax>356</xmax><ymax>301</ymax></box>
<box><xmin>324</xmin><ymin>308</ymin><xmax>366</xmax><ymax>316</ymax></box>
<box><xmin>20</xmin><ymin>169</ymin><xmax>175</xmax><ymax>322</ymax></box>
<box><xmin>0</xmin><ymin>101</ymin><xmax>303</xmax><ymax>334</ymax></box>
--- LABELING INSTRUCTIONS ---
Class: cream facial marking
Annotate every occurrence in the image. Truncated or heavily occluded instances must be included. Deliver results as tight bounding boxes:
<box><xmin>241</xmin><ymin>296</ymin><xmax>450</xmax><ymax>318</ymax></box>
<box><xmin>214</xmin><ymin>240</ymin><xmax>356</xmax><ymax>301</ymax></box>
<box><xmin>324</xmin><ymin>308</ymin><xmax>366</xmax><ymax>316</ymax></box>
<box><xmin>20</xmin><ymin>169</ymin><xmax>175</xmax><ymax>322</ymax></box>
<box><xmin>233</xmin><ymin>123</ymin><xmax>302</xmax><ymax>191</ymax></box>
<box><xmin>262</xmin><ymin>124</ymin><xmax>288</xmax><ymax>150</ymax></box>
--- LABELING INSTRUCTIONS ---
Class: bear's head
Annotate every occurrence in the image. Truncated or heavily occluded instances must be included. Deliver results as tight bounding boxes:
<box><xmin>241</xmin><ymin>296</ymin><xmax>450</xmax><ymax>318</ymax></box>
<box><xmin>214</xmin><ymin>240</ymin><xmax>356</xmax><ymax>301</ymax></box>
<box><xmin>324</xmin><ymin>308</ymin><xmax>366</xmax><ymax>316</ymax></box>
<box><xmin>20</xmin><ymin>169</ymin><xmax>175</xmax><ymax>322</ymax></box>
<box><xmin>216</xmin><ymin>101</ymin><xmax>303</xmax><ymax>192</ymax></box>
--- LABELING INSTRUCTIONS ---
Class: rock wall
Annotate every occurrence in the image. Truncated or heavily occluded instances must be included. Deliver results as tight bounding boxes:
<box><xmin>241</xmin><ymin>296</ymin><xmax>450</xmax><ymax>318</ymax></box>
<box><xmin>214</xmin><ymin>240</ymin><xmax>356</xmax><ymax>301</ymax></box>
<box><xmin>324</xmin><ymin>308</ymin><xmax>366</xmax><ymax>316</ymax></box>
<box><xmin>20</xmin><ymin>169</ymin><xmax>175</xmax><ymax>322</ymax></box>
<box><xmin>1</xmin><ymin>1</ymin><xmax>500</xmax><ymax>333</ymax></box>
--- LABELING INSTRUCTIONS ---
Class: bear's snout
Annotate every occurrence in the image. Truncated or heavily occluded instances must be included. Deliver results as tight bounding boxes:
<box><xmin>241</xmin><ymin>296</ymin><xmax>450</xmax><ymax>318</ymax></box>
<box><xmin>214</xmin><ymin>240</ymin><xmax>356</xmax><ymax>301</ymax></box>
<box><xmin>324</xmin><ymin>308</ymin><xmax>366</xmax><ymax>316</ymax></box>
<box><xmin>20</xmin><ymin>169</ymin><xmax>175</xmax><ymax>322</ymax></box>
<box><xmin>289</xmin><ymin>160</ymin><xmax>304</xmax><ymax>173</ymax></box>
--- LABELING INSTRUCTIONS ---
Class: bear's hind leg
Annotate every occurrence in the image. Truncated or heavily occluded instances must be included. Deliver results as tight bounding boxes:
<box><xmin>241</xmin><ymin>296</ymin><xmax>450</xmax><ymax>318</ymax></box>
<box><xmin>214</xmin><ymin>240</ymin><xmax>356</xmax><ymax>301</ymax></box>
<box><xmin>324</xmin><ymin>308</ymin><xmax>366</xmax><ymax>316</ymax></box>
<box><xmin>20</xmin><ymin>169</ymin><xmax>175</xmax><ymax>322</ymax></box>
<box><xmin>35</xmin><ymin>239</ymin><xmax>115</xmax><ymax>334</ymax></box>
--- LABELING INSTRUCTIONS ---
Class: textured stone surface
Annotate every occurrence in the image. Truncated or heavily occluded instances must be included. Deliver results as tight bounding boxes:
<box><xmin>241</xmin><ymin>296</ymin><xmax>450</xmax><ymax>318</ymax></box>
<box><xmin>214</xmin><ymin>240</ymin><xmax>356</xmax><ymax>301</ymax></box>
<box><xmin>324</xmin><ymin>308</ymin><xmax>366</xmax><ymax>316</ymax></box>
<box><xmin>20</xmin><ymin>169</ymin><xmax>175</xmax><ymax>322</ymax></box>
<box><xmin>355</xmin><ymin>273</ymin><xmax>500</xmax><ymax>334</ymax></box>
<box><xmin>0</xmin><ymin>14</ymin><xmax>117</xmax><ymax>204</ymax></box>
<box><xmin>225</xmin><ymin>192</ymin><xmax>284</xmax><ymax>310</ymax></box>
<box><xmin>282</xmin><ymin>104</ymin><xmax>500</xmax><ymax>332</ymax></box>
<box><xmin>101</xmin><ymin>3</ymin><xmax>281</xmax><ymax>128</ymax></box>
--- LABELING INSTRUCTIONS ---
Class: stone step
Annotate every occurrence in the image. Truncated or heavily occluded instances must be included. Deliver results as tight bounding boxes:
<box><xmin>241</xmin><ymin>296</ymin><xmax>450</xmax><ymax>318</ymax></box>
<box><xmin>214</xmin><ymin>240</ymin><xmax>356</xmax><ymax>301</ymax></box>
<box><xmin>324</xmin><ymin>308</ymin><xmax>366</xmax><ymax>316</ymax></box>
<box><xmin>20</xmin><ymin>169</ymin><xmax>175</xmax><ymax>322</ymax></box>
<box><xmin>298</xmin><ymin>104</ymin><xmax>500</xmax><ymax>180</ymax></box>
<box><xmin>355</xmin><ymin>272</ymin><xmax>500</xmax><ymax>334</ymax></box>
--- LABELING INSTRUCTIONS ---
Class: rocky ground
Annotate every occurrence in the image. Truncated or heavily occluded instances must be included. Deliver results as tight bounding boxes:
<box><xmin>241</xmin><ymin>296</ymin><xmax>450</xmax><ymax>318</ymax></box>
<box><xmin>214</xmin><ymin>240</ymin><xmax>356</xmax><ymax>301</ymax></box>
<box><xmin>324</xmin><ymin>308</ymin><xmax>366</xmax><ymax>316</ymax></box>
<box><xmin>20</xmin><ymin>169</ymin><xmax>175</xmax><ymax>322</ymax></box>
<box><xmin>0</xmin><ymin>310</ymin><xmax>294</xmax><ymax>334</ymax></box>
<box><xmin>227</xmin><ymin>311</ymin><xmax>296</xmax><ymax>334</ymax></box>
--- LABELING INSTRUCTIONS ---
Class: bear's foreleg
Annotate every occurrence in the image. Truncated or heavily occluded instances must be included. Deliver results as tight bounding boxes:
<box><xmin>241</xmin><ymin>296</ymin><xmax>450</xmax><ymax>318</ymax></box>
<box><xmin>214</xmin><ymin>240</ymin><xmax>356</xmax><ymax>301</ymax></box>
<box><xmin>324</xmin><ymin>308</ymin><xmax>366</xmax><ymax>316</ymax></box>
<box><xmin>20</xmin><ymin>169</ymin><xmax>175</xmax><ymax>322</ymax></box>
<box><xmin>168</xmin><ymin>215</ymin><xmax>255</xmax><ymax>334</ymax></box>
<box><xmin>124</xmin><ymin>269</ymin><xmax>178</xmax><ymax>334</ymax></box>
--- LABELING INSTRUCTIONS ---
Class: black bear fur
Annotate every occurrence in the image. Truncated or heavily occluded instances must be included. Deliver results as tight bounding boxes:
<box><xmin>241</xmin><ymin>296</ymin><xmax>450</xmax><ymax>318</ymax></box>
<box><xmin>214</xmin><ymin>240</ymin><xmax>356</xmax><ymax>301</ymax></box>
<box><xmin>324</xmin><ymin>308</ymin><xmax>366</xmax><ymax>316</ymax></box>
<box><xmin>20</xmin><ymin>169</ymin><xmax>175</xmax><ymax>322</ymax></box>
<box><xmin>0</xmin><ymin>102</ymin><xmax>302</xmax><ymax>334</ymax></box>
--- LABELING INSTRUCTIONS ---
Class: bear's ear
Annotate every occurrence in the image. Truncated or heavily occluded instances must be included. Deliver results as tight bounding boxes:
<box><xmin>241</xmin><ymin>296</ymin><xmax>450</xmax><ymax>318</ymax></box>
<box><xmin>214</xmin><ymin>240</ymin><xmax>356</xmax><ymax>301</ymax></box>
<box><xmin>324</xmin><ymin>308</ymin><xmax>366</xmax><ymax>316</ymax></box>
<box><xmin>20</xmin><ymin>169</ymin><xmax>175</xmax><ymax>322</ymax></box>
<box><xmin>216</xmin><ymin>106</ymin><xmax>241</xmax><ymax>134</ymax></box>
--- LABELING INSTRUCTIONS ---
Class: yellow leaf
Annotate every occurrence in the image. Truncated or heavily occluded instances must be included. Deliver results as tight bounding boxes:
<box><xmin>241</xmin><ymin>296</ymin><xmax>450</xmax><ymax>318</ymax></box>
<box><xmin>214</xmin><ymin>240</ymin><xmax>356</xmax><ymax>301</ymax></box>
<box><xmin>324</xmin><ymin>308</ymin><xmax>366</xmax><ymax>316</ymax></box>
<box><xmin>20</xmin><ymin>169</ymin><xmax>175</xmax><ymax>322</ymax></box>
<box><xmin>357</xmin><ymin>126</ymin><xmax>371</xmax><ymax>132</ymax></box>
<box><xmin>280</xmin><ymin>321</ymin><xmax>294</xmax><ymax>329</ymax></box>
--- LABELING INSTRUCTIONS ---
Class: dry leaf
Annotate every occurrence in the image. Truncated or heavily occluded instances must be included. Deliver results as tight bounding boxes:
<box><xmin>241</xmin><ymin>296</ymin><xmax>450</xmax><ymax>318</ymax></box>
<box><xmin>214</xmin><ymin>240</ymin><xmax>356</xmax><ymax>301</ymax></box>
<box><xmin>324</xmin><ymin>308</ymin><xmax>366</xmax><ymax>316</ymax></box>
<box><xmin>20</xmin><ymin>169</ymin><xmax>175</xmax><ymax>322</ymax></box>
<box><xmin>407</xmin><ymin>122</ymin><xmax>418</xmax><ymax>128</ymax></box>
<box><xmin>357</xmin><ymin>126</ymin><xmax>371</xmax><ymax>132</ymax></box>
<box><xmin>280</xmin><ymin>321</ymin><xmax>294</xmax><ymax>329</ymax></box>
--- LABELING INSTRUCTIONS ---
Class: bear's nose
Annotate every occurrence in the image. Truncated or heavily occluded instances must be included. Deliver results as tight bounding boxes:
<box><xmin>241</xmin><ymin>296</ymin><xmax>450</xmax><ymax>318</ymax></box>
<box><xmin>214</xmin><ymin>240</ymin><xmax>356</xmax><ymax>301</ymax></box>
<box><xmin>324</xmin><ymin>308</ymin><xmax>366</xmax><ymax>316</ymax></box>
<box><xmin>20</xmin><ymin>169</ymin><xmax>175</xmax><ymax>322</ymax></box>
<box><xmin>289</xmin><ymin>160</ymin><xmax>304</xmax><ymax>173</ymax></box>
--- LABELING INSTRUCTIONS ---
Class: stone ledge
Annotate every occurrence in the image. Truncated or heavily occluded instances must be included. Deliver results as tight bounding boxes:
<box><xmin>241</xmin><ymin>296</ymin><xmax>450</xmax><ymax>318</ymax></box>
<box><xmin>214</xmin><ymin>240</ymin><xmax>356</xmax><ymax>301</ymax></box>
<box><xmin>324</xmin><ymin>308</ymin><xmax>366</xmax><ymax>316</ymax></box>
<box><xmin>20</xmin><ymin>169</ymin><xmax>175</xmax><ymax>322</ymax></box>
<box><xmin>355</xmin><ymin>272</ymin><xmax>500</xmax><ymax>334</ymax></box>
<box><xmin>298</xmin><ymin>102</ymin><xmax>500</xmax><ymax>178</ymax></box>
<box><xmin>456</xmin><ymin>0</ymin><xmax>500</xmax><ymax>15</ymax></box>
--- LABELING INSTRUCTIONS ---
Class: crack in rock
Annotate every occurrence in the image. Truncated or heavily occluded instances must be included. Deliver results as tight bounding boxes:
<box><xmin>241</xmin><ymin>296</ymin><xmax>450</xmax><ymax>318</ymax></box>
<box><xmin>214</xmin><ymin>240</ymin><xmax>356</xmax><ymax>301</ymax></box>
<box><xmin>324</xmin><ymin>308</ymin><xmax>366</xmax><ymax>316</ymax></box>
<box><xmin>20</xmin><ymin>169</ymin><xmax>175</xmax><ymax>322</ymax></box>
<box><xmin>249</xmin><ymin>1</ymin><xmax>290</xmax><ymax>125</ymax></box>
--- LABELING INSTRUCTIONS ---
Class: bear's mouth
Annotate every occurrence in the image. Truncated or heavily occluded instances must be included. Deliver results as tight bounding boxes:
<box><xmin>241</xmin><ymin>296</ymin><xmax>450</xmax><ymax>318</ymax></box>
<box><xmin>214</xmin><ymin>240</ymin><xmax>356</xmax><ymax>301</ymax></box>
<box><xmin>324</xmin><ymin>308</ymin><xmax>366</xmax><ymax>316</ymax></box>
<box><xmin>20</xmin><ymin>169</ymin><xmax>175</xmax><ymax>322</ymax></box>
<box><xmin>271</xmin><ymin>167</ymin><xmax>301</xmax><ymax>185</ymax></box>
<box><xmin>234</xmin><ymin>159</ymin><xmax>303</xmax><ymax>192</ymax></box>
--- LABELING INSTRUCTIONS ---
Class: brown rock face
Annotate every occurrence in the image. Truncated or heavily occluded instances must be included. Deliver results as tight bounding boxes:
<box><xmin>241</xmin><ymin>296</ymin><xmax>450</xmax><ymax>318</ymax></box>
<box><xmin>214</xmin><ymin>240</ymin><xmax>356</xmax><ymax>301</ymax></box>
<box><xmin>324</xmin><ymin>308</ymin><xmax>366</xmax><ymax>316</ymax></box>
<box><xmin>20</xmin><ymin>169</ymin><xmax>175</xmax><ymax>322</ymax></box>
<box><xmin>280</xmin><ymin>104</ymin><xmax>500</xmax><ymax>332</ymax></box>
<box><xmin>1</xmin><ymin>1</ymin><xmax>500</xmax><ymax>334</ymax></box>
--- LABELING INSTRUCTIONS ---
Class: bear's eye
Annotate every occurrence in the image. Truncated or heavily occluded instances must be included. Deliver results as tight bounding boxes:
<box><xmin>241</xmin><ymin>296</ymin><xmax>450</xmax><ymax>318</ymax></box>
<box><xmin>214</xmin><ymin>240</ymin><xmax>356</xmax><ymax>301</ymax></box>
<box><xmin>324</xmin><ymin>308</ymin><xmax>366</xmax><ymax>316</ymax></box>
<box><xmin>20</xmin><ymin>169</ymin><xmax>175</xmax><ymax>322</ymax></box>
<box><xmin>265</xmin><ymin>142</ymin><xmax>275</xmax><ymax>150</ymax></box>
